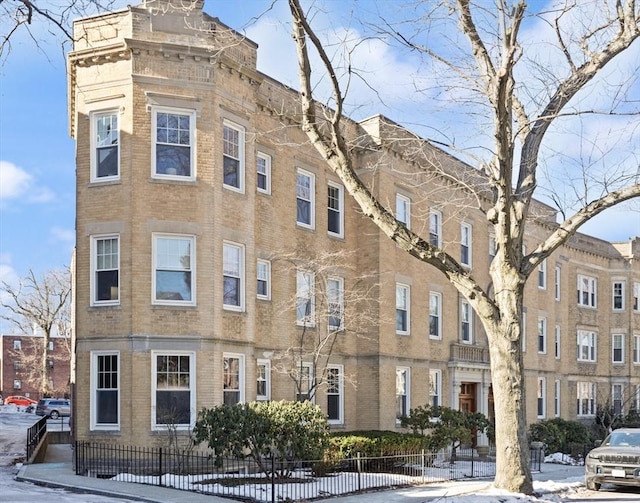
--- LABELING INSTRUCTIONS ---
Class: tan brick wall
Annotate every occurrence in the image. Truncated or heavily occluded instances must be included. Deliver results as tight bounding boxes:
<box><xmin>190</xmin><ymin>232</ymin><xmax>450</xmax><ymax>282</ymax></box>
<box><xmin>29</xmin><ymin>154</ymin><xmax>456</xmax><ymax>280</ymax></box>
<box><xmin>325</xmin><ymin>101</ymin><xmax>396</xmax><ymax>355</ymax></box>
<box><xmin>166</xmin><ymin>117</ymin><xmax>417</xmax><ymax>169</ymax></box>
<box><xmin>69</xmin><ymin>3</ymin><xmax>640</xmax><ymax>447</ymax></box>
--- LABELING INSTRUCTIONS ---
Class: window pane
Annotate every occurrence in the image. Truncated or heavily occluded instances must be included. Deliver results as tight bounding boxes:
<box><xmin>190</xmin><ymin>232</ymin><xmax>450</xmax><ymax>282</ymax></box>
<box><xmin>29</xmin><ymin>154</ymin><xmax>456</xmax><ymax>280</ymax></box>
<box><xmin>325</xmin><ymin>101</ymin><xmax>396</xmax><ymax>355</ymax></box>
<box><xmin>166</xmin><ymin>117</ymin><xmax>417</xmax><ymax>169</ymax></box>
<box><xmin>224</xmin><ymin>277</ymin><xmax>240</xmax><ymax>306</ymax></box>
<box><xmin>297</xmin><ymin>199</ymin><xmax>311</xmax><ymax>225</ymax></box>
<box><xmin>96</xmin><ymin>238</ymin><xmax>119</xmax><ymax>302</ymax></box>
<box><xmin>156</xmin><ymin>144</ymin><xmax>191</xmax><ymax>176</ymax></box>
<box><xmin>97</xmin><ymin>390</ymin><xmax>118</xmax><ymax>424</ymax></box>
<box><xmin>156</xmin><ymin>112</ymin><xmax>191</xmax><ymax>176</ymax></box>
<box><xmin>96</xmin><ymin>270</ymin><xmax>119</xmax><ymax>301</ymax></box>
<box><xmin>297</xmin><ymin>172</ymin><xmax>313</xmax><ymax>226</ymax></box>
<box><xmin>328</xmin><ymin>185</ymin><xmax>341</xmax><ymax>234</ymax></box>
<box><xmin>156</xmin><ymin>390</ymin><xmax>190</xmax><ymax>424</ymax></box>
<box><xmin>223</xmin><ymin>156</ymin><xmax>239</xmax><ymax>187</ymax></box>
<box><xmin>97</xmin><ymin>146</ymin><xmax>118</xmax><ymax>178</ymax></box>
<box><xmin>156</xmin><ymin>271</ymin><xmax>191</xmax><ymax>301</ymax></box>
<box><xmin>96</xmin><ymin>113</ymin><xmax>118</xmax><ymax>178</ymax></box>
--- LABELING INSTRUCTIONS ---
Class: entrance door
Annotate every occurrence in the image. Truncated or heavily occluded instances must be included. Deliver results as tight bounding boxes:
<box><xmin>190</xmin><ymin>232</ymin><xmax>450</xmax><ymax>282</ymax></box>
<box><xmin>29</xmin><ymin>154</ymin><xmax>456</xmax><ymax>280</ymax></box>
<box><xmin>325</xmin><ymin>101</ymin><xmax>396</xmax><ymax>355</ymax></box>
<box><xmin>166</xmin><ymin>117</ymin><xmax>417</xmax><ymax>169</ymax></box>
<box><xmin>459</xmin><ymin>382</ymin><xmax>477</xmax><ymax>447</ymax></box>
<box><xmin>459</xmin><ymin>382</ymin><xmax>477</xmax><ymax>413</ymax></box>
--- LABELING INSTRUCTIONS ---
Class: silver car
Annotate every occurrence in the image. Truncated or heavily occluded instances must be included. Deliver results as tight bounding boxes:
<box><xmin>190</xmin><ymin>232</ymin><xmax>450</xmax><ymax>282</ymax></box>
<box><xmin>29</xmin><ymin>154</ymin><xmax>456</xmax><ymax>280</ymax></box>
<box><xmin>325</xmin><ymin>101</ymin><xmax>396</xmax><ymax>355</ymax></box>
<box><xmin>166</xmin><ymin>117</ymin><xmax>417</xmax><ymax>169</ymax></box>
<box><xmin>35</xmin><ymin>398</ymin><xmax>71</xmax><ymax>419</ymax></box>
<box><xmin>585</xmin><ymin>428</ymin><xmax>640</xmax><ymax>491</ymax></box>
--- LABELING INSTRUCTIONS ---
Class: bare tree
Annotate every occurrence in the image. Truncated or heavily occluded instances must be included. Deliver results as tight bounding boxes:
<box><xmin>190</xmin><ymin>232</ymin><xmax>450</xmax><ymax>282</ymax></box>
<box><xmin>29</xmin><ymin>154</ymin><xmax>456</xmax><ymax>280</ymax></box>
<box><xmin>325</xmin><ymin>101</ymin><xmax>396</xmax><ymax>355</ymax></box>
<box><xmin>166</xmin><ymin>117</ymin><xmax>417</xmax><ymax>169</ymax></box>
<box><xmin>270</xmin><ymin>250</ymin><xmax>381</xmax><ymax>403</ymax></box>
<box><xmin>0</xmin><ymin>0</ymin><xmax>122</xmax><ymax>62</ymax></box>
<box><xmin>286</xmin><ymin>0</ymin><xmax>640</xmax><ymax>494</ymax></box>
<box><xmin>1</xmin><ymin>268</ymin><xmax>71</xmax><ymax>396</ymax></box>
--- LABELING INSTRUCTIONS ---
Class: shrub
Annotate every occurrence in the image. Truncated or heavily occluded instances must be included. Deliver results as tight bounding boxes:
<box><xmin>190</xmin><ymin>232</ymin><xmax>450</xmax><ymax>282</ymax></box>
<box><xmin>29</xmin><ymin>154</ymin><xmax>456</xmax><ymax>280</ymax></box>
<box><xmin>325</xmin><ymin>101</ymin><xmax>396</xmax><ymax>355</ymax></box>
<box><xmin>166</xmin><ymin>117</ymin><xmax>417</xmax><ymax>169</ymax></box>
<box><xmin>528</xmin><ymin>418</ymin><xmax>591</xmax><ymax>454</ymax></box>
<box><xmin>193</xmin><ymin>400</ymin><xmax>330</xmax><ymax>478</ymax></box>
<box><xmin>329</xmin><ymin>430</ymin><xmax>430</xmax><ymax>457</ymax></box>
<box><xmin>401</xmin><ymin>405</ymin><xmax>490</xmax><ymax>452</ymax></box>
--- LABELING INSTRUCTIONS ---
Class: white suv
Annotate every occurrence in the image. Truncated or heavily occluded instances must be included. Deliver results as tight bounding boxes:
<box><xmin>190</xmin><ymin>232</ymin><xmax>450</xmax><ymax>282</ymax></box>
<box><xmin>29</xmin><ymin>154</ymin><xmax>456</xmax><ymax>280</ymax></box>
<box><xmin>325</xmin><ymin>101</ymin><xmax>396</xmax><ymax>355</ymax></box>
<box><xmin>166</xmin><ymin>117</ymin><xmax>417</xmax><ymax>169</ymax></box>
<box><xmin>585</xmin><ymin>428</ymin><xmax>640</xmax><ymax>491</ymax></box>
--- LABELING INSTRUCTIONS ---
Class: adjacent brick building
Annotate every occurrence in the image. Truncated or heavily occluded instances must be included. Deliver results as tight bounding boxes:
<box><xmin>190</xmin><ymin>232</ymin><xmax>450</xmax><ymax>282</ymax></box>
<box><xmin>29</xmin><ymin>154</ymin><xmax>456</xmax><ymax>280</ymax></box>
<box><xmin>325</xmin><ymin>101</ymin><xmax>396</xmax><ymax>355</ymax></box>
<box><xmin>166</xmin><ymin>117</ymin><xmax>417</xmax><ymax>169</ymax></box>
<box><xmin>68</xmin><ymin>1</ymin><xmax>640</xmax><ymax>447</ymax></box>
<box><xmin>0</xmin><ymin>332</ymin><xmax>71</xmax><ymax>401</ymax></box>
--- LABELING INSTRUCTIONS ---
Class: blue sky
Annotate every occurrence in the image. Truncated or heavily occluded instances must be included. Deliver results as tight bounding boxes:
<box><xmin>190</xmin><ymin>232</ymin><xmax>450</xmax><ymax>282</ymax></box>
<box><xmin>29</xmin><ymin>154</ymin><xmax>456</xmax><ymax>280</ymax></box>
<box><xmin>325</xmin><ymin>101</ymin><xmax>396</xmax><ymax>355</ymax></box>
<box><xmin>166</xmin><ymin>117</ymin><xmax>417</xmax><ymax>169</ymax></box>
<box><xmin>1</xmin><ymin>0</ymin><xmax>639</xmax><ymax>291</ymax></box>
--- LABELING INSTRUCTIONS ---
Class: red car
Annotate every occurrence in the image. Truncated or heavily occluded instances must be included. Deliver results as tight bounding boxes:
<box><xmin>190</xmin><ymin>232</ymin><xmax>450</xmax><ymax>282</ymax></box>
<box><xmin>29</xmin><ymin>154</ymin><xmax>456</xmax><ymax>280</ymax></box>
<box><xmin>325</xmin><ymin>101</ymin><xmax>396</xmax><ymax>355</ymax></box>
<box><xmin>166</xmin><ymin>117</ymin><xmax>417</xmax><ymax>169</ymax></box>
<box><xmin>4</xmin><ymin>395</ymin><xmax>37</xmax><ymax>407</ymax></box>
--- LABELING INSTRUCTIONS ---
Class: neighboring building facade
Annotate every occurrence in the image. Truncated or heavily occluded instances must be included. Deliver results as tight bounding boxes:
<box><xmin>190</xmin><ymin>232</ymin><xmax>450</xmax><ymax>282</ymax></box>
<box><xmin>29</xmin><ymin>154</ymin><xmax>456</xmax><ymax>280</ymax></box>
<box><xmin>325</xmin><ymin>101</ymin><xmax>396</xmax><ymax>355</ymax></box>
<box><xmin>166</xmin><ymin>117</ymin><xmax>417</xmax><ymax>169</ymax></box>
<box><xmin>68</xmin><ymin>1</ymin><xmax>640</xmax><ymax>447</ymax></box>
<box><xmin>0</xmin><ymin>333</ymin><xmax>72</xmax><ymax>401</ymax></box>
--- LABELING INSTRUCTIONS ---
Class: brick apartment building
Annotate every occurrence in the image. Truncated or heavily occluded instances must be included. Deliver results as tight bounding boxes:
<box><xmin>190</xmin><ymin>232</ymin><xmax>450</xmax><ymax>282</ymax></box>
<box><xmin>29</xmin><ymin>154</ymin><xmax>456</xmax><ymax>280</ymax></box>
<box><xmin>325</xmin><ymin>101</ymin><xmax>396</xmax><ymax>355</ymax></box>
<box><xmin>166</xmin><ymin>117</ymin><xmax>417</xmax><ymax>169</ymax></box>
<box><xmin>0</xmin><ymin>332</ymin><xmax>71</xmax><ymax>401</ymax></box>
<box><xmin>67</xmin><ymin>1</ymin><xmax>640</xmax><ymax>447</ymax></box>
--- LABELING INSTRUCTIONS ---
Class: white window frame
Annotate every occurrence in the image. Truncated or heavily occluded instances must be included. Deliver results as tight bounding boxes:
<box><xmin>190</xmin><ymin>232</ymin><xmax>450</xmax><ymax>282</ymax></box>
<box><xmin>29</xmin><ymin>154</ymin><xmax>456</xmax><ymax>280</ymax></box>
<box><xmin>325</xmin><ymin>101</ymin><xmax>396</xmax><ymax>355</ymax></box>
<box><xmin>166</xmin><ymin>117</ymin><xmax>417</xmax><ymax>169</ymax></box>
<box><xmin>554</xmin><ymin>379</ymin><xmax>560</xmax><ymax>417</ymax></box>
<box><xmin>395</xmin><ymin>366</ymin><xmax>410</xmax><ymax>423</ymax></box>
<box><xmin>634</xmin><ymin>282</ymin><xmax>640</xmax><ymax>312</ymax></box>
<box><xmin>576</xmin><ymin>381</ymin><xmax>596</xmax><ymax>417</ymax></box>
<box><xmin>429</xmin><ymin>369</ymin><xmax>442</xmax><ymax>408</ymax></box>
<box><xmin>256</xmin><ymin>359</ymin><xmax>271</xmax><ymax>401</ymax></box>
<box><xmin>223</xmin><ymin>242</ymin><xmax>245</xmax><ymax>311</ymax></box>
<box><xmin>460</xmin><ymin>222</ymin><xmax>472</xmax><ymax>267</ymax></box>
<box><xmin>14</xmin><ymin>380</ymin><xmax>21</xmax><ymax>389</ymax></box>
<box><xmin>538</xmin><ymin>260</ymin><xmax>547</xmax><ymax>290</ymax></box>
<box><xmin>90</xmin><ymin>109</ymin><xmax>119</xmax><ymax>182</ymax></box>
<box><xmin>296</xmin><ymin>270</ymin><xmax>315</xmax><ymax>326</ymax></box>
<box><xmin>256</xmin><ymin>259</ymin><xmax>271</xmax><ymax>300</ymax></box>
<box><xmin>577</xmin><ymin>330</ymin><xmax>597</xmax><ymax>362</ymax></box>
<box><xmin>612</xmin><ymin>333</ymin><xmax>625</xmax><ymax>364</ymax></box>
<box><xmin>152</xmin><ymin>234</ymin><xmax>196</xmax><ymax>306</ymax></box>
<box><xmin>554</xmin><ymin>325</ymin><xmax>561</xmax><ymax>360</ymax></box>
<box><xmin>634</xmin><ymin>334</ymin><xmax>640</xmax><ymax>364</ymax></box>
<box><xmin>577</xmin><ymin>274</ymin><xmax>597</xmax><ymax>308</ymax></box>
<box><xmin>327</xmin><ymin>276</ymin><xmax>345</xmax><ymax>331</ymax></box>
<box><xmin>13</xmin><ymin>340</ymin><xmax>21</xmax><ymax>350</ymax></box>
<box><xmin>537</xmin><ymin>377</ymin><xmax>546</xmax><ymax>419</ymax></box>
<box><xmin>396</xmin><ymin>194</ymin><xmax>411</xmax><ymax>229</ymax></box>
<box><xmin>396</xmin><ymin>283</ymin><xmax>410</xmax><ymax>335</ymax></box>
<box><xmin>256</xmin><ymin>151</ymin><xmax>271</xmax><ymax>194</ymax></box>
<box><xmin>634</xmin><ymin>384</ymin><xmax>640</xmax><ymax>412</ymax></box>
<box><xmin>461</xmin><ymin>299</ymin><xmax>472</xmax><ymax>343</ymax></box>
<box><xmin>223</xmin><ymin>353</ymin><xmax>245</xmax><ymax>405</ymax></box>
<box><xmin>222</xmin><ymin>120</ymin><xmax>245</xmax><ymax>192</ymax></box>
<box><xmin>555</xmin><ymin>265</ymin><xmax>561</xmax><ymax>301</ymax></box>
<box><xmin>429</xmin><ymin>292</ymin><xmax>442</xmax><ymax>339</ymax></box>
<box><xmin>152</xmin><ymin>107</ymin><xmax>196</xmax><ymax>180</ymax></box>
<box><xmin>537</xmin><ymin>317</ymin><xmax>547</xmax><ymax>354</ymax></box>
<box><xmin>430</xmin><ymin>210</ymin><xmax>442</xmax><ymax>248</ymax></box>
<box><xmin>326</xmin><ymin>365</ymin><xmax>344</xmax><ymax>425</ymax></box>
<box><xmin>296</xmin><ymin>362</ymin><xmax>314</xmax><ymax>402</ymax></box>
<box><xmin>91</xmin><ymin>234</ymin><xmax>120</xmax><ymax>306</ymax></box>
<box><xmin>152</xmin><ymin>351</ymin><xmax>195</xmax><ymax>430</ymax></box>
<box><xmin>612</xmin><ymin>383</ymin><xmax>624</xmax><ymax>415</ymax></box>
<box><xmin>327</xmin><ymin>182</ymin><xmax>344</xmax><ymax>238</ymax></box>
<box><xmin>90</xmin><ymin>351</ymin><xmax>120</xmax><ymax>431</ymax></box>
<box><xmin>296</xmin><ymin>169</ymin><xmax>315</xmax><ymax>229</ymax></box>
<box><xmin>612</xmin><ymin>280</ymin><xmax>625</xmax><ymax>311</ymax></box>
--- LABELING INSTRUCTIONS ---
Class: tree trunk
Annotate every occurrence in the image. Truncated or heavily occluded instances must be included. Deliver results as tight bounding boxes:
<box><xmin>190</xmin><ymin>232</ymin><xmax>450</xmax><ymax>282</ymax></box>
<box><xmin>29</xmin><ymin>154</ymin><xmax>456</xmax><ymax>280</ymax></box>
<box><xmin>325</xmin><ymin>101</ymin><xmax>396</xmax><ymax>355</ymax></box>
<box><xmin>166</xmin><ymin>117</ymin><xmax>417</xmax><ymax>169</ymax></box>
<box><xmin>485</xmin><ymin>267</ymin><xmax>533</xmax><ymax>494</ymax></box>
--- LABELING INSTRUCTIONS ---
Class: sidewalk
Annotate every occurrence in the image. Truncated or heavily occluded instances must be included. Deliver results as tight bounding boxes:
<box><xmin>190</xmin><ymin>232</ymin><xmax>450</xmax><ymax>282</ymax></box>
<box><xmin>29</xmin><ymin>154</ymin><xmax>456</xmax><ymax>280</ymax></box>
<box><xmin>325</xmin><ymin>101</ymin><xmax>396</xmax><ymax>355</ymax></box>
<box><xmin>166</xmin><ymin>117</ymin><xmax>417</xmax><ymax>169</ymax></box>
<box><xmin>17</xmin><ymin>444</ymin><xmax>585</xmax><ymax>503</ymax></box>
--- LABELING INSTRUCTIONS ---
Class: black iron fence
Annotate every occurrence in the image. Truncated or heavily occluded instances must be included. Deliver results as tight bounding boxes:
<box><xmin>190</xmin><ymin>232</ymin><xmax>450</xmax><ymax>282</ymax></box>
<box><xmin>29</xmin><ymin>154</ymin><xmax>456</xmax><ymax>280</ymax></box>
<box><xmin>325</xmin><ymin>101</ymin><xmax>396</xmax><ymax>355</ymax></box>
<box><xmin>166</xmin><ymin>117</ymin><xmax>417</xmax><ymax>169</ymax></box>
<box><xmin>26</xmin><ymin>416</ymin><xmax>47</xmax><ymax>461</ymax></box>
<box><xmin>75</xmin><ymin>441</ymin><xmax>513</xmax><ymax>502</ymax></box>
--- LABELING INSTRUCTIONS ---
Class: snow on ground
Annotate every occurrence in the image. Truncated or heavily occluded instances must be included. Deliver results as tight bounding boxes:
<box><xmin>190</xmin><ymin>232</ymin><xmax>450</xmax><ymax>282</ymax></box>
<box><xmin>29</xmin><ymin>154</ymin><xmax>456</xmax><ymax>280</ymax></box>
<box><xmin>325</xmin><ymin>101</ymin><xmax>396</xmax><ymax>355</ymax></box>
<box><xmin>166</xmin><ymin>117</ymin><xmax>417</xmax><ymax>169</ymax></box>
<box><xmin>0</xmin><ymin>404</ymin><xmax>590</xmax><ymax>502</ymax></box>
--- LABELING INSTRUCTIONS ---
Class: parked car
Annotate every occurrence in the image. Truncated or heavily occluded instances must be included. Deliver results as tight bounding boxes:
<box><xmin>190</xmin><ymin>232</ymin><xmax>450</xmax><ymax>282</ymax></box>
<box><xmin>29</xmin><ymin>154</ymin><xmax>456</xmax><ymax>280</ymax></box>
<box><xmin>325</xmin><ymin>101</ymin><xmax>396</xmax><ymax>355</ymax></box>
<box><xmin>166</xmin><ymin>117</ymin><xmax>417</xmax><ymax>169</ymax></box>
<box><xmin>3</xmin><ymin>395</ymin><xmax>37</xmax><ymax>407</ymax></box>
<box><xmin>35</xmin><ymin>398</ymin><xmax>71</xmax><ymax>419</ymax></box>
<box><xmin>585</xmin><ymin>428</ymin><xmax>640</xmax><ymax>491</ymax></box>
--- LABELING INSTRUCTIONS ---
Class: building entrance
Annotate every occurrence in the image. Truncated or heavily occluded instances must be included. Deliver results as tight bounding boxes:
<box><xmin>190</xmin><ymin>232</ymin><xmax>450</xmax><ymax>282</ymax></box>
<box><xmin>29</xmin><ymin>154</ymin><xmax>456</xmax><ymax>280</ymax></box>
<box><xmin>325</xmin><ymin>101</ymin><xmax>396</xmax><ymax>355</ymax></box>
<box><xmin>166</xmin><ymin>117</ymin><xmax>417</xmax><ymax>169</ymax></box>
<box><xmin>459</xmin><ymin>382</ymin><xmax>478</xmax><ymax>447</ymax></box>
<box><xmin>459</xmin><ymin>382</ymin><xmax>477</xmax><ymax>412</ymax></box>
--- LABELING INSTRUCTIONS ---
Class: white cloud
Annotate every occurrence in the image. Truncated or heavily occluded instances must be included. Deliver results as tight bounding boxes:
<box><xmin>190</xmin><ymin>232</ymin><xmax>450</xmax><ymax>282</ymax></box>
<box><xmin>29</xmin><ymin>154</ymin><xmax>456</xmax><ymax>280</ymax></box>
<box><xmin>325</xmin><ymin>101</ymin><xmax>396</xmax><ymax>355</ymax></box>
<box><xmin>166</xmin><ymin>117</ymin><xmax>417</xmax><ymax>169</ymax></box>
<box><xmin>0</xmin><ymin>160</ymin><xmax>33</xmax><ymax>200</ymax></box>
<box><xmin>0</xmin><ymin>160</ymin><xmax>56</xmax><ymax>204</ymax></box>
